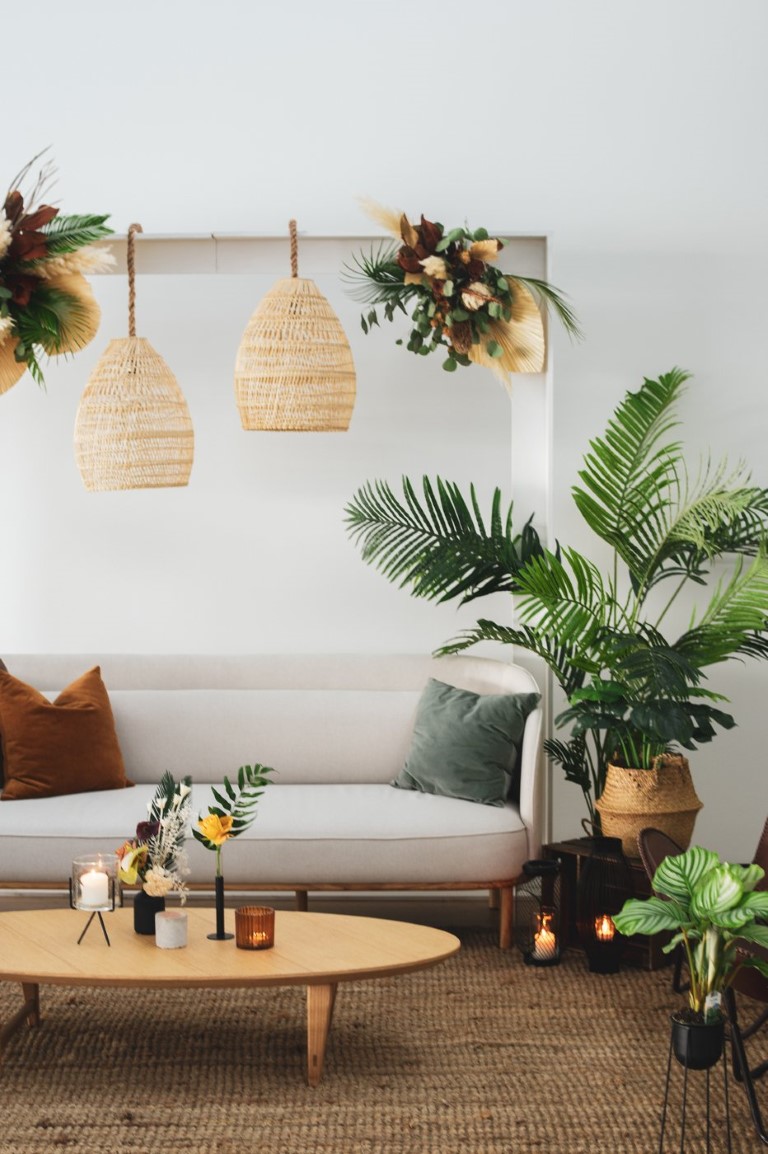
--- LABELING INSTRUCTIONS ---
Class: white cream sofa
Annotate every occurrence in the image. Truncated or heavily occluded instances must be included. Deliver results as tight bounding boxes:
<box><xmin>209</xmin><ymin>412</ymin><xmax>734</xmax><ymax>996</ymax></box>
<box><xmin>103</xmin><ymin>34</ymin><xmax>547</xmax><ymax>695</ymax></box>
<box><xmin>0</xmin><ymin>653</ymin><xmax>544</xmax><ymax>946</ymax></box>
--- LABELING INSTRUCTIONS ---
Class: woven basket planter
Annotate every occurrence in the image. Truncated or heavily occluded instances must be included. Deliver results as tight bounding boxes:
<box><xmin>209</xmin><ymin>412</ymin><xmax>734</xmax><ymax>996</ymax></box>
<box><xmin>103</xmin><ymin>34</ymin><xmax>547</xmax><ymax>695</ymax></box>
<box><xmin>235</xmin><ymin>275</ymin><xmax>356</xmax><ymax>431</ymax></box>
<box><xmin>595</xmin><ymin>754</ymin><xmax>703</xmax><ymax>858</ymax></box>
<box><xmin>75</xmin><ymin>337</ymin><xmax>194</xmax><ymax>491</ymax></box>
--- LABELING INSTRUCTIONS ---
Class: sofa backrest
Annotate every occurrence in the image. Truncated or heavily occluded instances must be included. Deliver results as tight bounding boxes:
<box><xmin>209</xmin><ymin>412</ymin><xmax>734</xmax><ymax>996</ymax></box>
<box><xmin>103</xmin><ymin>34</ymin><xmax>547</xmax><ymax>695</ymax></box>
<box><xmin>4</xmin><ymin>654</ymin><xmax>544</xmax><ymax>848</ymax></box>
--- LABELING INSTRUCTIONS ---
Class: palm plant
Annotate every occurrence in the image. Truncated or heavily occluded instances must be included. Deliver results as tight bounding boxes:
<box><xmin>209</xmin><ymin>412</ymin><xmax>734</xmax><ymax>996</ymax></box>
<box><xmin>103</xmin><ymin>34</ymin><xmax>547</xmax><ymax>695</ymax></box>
<box><xmin>345</xmin><ymin>369</ymin><xmax>768</xmax><ymax>827</ymax></box>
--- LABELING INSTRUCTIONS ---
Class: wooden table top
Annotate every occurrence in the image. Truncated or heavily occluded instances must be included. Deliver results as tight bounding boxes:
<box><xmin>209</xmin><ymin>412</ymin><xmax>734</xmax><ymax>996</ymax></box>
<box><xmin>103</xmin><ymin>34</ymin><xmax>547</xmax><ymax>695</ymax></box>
<box><xmin>0</xmin><ymin>908</ymin><xmax>461</xmax><ymax>989</ymax></box>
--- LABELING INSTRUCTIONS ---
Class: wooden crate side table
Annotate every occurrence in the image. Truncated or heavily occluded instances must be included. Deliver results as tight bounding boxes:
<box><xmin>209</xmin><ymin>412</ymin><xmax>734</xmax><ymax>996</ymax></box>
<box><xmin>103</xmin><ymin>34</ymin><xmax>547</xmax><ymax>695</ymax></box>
<box><xmin>543</xmin><ymin>838</ymin><xmax>672</xmax><ymax>971</ymax></box>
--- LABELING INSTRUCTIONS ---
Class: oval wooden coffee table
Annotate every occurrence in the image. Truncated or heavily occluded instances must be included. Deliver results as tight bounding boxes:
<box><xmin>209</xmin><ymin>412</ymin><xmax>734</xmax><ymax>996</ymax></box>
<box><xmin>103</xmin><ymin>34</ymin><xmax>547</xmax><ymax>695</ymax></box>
<box><xmin>0</xmin><ymin>908</ymin><xmax>460</xmax><ymax>1085</ymax></box>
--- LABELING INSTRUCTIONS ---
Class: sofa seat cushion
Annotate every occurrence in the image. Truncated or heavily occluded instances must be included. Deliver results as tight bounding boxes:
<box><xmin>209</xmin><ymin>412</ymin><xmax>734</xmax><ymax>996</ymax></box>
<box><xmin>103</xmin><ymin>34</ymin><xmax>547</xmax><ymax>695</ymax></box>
<box><xmin>0</xmin><ymin>783</ymin><xmax>527</xmax><ymax>886</ymax></box>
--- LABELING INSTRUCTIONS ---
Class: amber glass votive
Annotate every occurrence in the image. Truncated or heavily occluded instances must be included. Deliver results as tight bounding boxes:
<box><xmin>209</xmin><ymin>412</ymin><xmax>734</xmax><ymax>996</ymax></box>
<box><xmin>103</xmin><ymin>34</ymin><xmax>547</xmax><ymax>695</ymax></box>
<box><xmin>235</xmin><ymin>906</ymin><xmax>275</xmax><ymax>949</ymax></box>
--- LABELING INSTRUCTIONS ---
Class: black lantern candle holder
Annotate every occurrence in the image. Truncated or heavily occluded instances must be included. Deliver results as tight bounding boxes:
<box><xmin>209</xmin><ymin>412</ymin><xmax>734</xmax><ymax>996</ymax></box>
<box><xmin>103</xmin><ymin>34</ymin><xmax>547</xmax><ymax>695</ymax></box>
<box><xmin>576</xmin><ymin>836</ymin><xmax>634</xmax><ymax>973</ymax></box>
<box><xmin>515</xmin><ymin>858</ymin><xmax>562</xmax><ymax>967</ymax></box>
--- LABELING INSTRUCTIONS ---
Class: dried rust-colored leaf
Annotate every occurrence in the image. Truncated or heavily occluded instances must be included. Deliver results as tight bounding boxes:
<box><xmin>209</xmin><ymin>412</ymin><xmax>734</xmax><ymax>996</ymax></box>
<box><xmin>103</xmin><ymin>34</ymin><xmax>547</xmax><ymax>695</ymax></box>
<box><xmin>418</xmin><ymin>215</ymin><xmax>442</xmax><ymax>253</ymax></box>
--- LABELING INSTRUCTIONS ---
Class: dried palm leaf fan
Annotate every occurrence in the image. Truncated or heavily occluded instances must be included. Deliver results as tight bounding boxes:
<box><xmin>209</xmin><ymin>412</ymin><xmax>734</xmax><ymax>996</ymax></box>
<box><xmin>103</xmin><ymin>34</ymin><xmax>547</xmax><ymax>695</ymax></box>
<box><xmin>74</xmin><ymin>223</ymin><xmax>194</xmax><ymax>490</ymax></box>
<box><xmin>234</xmin><ymin>219</ymin><xmax>356</xmax><ymax>430</ymax></box>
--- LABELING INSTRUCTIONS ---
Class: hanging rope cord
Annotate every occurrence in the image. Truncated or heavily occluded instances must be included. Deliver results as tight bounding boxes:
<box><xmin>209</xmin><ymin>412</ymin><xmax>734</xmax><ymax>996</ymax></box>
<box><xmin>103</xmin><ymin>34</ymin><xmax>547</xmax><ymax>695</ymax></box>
<box><xmin>127</xmin><ymin>222</ymin><xmax>143</xmax><ymax>337</ymax></box>
<box><xmin>289</xmin><ymin>219</ymin><xmax>298</xmax><ymax>278</ymax></box>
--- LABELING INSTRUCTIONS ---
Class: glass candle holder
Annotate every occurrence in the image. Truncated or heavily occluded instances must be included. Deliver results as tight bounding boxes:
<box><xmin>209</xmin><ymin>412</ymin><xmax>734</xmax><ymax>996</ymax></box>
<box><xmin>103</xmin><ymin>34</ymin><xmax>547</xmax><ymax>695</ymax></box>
<box><xmin>530</xmin><ymin>906</ymin><xmax>560</xmax><ymax>965</ymax></box>
<box><xmin>235</xmin><ymin>906</ymin><xmax>275</xmax><ymax>950</ymax></box>
<box><xmin>515</xmin><ymin>858</ymin><xmax>562</xmax><ymax>967</ymax></box>
<box><xmin>71</xmin><ymin>854</ymin><xmax>118</xmax><ymax>911</ymax></box>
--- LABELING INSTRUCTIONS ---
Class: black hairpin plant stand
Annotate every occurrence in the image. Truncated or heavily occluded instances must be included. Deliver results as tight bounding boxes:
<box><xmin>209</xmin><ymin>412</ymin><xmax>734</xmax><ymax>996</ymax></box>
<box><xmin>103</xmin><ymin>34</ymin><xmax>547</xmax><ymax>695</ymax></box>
<box><xmin>658</xmin><ymin>1020</ymin><xmax>732</xmax><ymax>1153</ymax></box>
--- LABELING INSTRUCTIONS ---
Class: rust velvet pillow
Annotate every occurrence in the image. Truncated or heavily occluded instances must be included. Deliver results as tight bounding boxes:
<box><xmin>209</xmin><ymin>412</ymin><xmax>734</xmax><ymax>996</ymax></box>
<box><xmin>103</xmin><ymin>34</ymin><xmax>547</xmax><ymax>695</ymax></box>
<box><xmin>0</xmin><ymin>666</ymin><xmax>132</xmax><ymax>800</ymax></box>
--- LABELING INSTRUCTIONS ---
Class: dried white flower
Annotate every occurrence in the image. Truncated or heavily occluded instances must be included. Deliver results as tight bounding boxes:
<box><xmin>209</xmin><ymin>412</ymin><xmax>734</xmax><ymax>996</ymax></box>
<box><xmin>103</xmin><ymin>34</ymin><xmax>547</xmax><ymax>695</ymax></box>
<box><xmin>0</xmin><ymin>213</ymin><xmax>11</xmax><ymax>262</ymax></box>
<box><xmin>143</xmin><ymin>868</ymin><xmax>175</xmax><ymax>898</ymax></box>
<box><xmin>420</xmin><ymin>255</ymin><xmax>449</xmax><ymax>280</ymax></box>
<box><xmin>0</xmin><ymin>316</ymin><xmax>13</xmax><ymax>345</ymax></box>
<box><xmin>461</xmin><ymin>281</ymin><xmax>493</xmax><ymax>311</ymax></box>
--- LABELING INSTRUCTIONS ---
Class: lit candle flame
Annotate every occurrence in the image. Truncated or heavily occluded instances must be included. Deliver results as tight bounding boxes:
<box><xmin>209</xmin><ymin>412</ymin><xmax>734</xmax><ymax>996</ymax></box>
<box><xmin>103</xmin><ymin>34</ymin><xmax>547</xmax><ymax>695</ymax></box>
<box><xmin>595</xmin><ymin>914</ymin><xmax>615</xmax><ymax>942</ymax></box>
<box><xmin>533</xmin><ymin>911</ymin><xmax>557</xmax><ymax>960</ymax></box>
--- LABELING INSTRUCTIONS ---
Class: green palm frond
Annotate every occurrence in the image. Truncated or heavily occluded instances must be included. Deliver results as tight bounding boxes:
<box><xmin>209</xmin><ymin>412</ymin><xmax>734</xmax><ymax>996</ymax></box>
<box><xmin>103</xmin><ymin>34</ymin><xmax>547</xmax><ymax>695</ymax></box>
<box><xmin>667</xmin><ymin>467</ymin><xmax>761</xmax><ymax>554</ymax></box>
<box><xmin>341</xmin><ymin>242</ymin><xmax>413</xmax><ymax>306</ymax></box>
<box><xmin>600</xmin><ymin>624</ymin><xmax>705</xmax><ymax>697</ymax></box>
<box><xmin>438</xmin><ymin>620</ymin><xmax>587</xmax><ymax>695</ymax></box>
<box><xmin>509</xmin><ymin>275</ymin><xmax>583</xmax><ymax>340</ymax></box>
<box><xmin>514</xmin><ymin>547</ymin><xmax>612</xmax><ymax>657</ymax></box>
<box><xmin>676</xmin><ymin>550</ymin><xmax>768</xmax><ymax>666</ymax></box>
<box><xmin>149</xmin><ymin>770</ymin><xmax>191</xmax><ymax>822</ymax></box>
<box><xmin>345</xmin><ymin>476</ymin><xmax>546</xmax><ymax>605</ymax></box>
<box><xmin>573</xmin><ymin>369</ymin><xmax>689</xmax><ymax>584</ymax></box>
<box><xmin>639</xmin><ymin>465</ymin><xmax>767</xmax><ymax>592</ymax></box>
<box><xmin>704</xmin><ymin>488</ymin><xmax>768</xmax><ymax>553</ymax></box>
<box><xmin>39</xmin><ymin>213</ymin><xmax>112</xmax><ymax>256</ymax></box>
<box><xmin>193</xmin><ymin>763</ymin><xmax>275</xmax><ymax>849</ymax></box>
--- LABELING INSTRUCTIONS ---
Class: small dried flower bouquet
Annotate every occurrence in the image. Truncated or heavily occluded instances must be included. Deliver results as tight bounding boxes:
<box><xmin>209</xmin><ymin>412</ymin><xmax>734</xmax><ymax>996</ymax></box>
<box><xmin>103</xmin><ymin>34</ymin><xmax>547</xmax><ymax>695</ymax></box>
<box><xmin>0</xmin><ymin>149</ymin><xmax>113</xmax><ymax>392</ymax></box>
<box><xmin>117</xmin><ymin>772</ymin><xmax>192</xmax><ymax>901</ymax></box>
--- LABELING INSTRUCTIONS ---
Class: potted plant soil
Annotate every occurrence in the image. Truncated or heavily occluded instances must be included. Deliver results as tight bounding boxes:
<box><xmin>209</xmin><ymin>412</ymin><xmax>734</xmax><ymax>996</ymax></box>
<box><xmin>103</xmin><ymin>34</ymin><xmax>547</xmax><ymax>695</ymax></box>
<box><xmin>613</xmin><ymin>845</ymin><xmax>768</xmax><ymax>1068</ymax></box>
<box><xmin>345</xmin><ymin>369</ymin><xmax>768</xmax><ymax>844</ymax></box>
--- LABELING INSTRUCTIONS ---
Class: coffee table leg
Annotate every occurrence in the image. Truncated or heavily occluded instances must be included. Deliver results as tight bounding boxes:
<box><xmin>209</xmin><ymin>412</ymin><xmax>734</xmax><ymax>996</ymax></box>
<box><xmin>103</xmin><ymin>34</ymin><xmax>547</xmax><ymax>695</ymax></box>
<box><xmin>22</xmin><ymin>983</ymin><xmax>40</xmax><ymax>1028</ymax></box>
<box><xmin>306</xmin><ymin>982</ymin><xmax>337</xmax><ymax>1087</ymax></box>
<box><xmin>0</xmin><ymin>983</ymin><xmax>40</xmax><ymax>1059</ymax></box>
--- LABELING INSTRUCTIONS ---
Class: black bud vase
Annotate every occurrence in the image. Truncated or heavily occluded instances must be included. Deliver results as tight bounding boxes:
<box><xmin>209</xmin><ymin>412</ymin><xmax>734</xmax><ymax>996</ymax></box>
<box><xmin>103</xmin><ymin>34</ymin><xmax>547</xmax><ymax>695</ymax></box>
<box><xmin>208</xmin><ymin>875</ymin><xmax>233</xmax><ymax>940</ymax></box>
<box><xmin>133</xmin><ymin>889</ymin><xmax>165</xmax><ymax>934</ymax></box>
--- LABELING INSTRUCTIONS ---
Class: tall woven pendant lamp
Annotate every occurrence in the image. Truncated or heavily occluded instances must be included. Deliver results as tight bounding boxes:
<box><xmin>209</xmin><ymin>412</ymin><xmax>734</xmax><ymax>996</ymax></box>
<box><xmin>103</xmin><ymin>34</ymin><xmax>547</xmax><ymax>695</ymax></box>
<box><xmin>74</xmin><ymin>223</ymin><xmax>194</xmax><ymax>491</ymax></box>
<box><xmin>234</xmin><ymin>219</ymin><xmax>356</xmax><ymax>431</ymax></box>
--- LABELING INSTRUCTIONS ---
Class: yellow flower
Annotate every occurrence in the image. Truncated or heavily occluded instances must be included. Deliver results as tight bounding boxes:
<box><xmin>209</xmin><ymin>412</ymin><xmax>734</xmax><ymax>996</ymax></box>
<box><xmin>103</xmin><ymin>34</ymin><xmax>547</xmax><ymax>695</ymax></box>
<box><xmin>197</xmin><ymin>814</ymin><xmax>234</xmax><ymax>846</ymax></box>
<box><xmin>117</xmin><ymin>843</ymin><xmax>147</xmax><ymax>886</ymax></box>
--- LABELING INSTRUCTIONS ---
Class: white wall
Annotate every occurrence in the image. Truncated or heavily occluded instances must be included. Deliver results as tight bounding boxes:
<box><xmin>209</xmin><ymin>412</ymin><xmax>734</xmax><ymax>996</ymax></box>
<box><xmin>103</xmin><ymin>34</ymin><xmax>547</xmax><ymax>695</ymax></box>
<box><xmin>3</xmin><ymin>0</ymin><xmax>767</xmax><ymax>858</ymax></box>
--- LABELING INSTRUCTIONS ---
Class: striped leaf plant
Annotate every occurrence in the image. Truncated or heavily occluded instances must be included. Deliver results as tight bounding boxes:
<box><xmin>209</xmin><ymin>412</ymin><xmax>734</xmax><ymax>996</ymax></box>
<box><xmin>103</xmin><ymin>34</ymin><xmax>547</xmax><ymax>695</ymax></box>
<box><xmin>613</xmin><ymin>845</ymin><xmax>768</xmax><ymax>1020</ymax></box>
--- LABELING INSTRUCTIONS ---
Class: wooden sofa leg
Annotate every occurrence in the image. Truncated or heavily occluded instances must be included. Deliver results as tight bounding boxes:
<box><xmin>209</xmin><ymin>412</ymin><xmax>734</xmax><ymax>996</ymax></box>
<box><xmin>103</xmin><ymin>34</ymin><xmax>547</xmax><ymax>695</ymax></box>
<box><xmin>295</xmin><ymin>890</ymin><xmax>308</xmax><ymax>912</ymax></box>
<box><xmin>488</xmin><ymin>889</ymin><xmax>500</xmax><ymax>911</ymax></box>
<box><xmin>499</xmin><ymin>886</ymin><xmax>513</xmax><ymax>949</ymax></box>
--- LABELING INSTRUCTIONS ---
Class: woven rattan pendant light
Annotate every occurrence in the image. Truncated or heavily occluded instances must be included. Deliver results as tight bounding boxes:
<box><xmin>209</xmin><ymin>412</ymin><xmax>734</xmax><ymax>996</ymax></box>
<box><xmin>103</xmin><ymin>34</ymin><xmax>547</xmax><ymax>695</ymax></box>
<box><xmin>234</xmin><ymin>219</ymin><xmax>356</xmax><ymax>431</ymax></box>
<box><xmin>74</xmin><ymin>223</ymin><xmax>194</xmax><ymax>491</ymax></box>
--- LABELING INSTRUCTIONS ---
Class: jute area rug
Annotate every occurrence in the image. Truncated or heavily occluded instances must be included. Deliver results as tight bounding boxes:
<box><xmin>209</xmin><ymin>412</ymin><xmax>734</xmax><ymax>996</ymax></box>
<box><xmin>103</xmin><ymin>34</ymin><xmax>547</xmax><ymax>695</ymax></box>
<box><xmin>0</xmin><ymin>928</ymin><xmax>761</xmax><ymax>1154</ymax></box>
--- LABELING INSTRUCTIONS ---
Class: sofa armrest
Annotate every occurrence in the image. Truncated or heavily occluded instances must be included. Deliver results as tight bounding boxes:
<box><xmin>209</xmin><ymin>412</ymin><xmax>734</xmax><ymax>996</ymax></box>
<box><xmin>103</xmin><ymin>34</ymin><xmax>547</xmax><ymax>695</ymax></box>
<box><xmin>518</xmin><ymin>704</ymin><xmax>545</xmax><ymax>859</ymax></box>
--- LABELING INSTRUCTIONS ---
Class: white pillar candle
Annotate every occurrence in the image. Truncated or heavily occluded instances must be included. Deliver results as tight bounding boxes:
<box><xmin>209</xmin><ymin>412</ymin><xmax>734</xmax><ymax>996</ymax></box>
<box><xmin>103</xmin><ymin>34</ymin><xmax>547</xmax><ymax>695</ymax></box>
<box><xmin>80</xmin><ymin>869</ymin><xmax>109</xmax><ymax>909</ymax></box>
<box><xmin>155</xmin><ymin>909</ymin><xmax>188</xmax><ymax>949</ymax></box>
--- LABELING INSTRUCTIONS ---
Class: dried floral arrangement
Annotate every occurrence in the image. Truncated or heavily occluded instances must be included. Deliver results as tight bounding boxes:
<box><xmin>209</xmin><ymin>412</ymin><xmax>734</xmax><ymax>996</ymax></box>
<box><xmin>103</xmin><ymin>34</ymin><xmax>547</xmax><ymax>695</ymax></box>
<box><xmin>343</xmin><ymin>200</ymin><xmax>580</xmax><ymax>380</ymax></box>
<box><xmin>117</xmin><ymin>772</ymin><xmax>192</xmax><ymax>901</ymax></box>
<box><xmin>0</xmin><ymin>150</ymin><xmax>113</xmax><ymax>392</ymax></box>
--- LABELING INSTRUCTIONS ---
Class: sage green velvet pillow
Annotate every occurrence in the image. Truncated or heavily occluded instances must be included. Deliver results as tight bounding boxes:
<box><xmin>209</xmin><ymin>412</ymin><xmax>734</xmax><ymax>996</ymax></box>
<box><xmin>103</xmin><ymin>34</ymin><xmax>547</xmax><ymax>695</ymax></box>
<box><xmin>392</xmin><ymin>678</ymin><xmax>540</xmax><ymax>807</ymax></box>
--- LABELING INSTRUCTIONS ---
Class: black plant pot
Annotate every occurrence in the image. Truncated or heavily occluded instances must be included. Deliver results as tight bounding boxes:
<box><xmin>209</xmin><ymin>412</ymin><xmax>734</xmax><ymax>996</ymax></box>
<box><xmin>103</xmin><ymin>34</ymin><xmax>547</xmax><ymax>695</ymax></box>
<box><xmin>133</xmin><ymin>889</ymin><xmax>165</xmax><ymax>935</ymax></box>
<box><xmin>671</xmin><ymin>1012</ymin><xmax>724</xmax><ymax>1070</ymax></box>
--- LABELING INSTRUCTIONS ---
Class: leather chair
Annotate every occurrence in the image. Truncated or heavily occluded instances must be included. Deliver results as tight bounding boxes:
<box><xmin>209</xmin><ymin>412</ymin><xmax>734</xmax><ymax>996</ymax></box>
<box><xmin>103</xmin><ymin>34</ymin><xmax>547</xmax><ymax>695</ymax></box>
<box><xmin>637</xmin><ymin>820</ymin><xmax>768</xmax><ymax>1145</ymax></box>
<box><xmin>724</xmin><ymin>816</ymin><xmax>768</xmax><ymax>1145</ymax></box>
